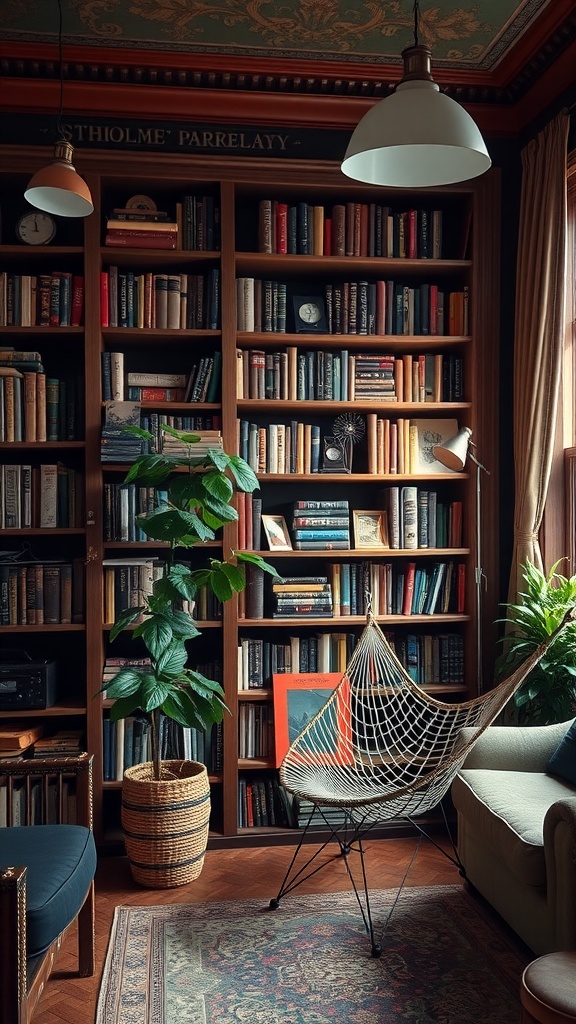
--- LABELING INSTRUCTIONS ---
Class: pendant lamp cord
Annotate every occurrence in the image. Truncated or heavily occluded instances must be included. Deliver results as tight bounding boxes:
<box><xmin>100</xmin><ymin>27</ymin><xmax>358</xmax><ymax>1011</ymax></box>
<box><xmin>56</xmin><ymin>0</ymin><xmax>64</xmax><ymax>139</ymax></box>
<box><xmin>413</xmin><ymin>0</ymin><xmax>420</xmax><ymax>47</ymax></box>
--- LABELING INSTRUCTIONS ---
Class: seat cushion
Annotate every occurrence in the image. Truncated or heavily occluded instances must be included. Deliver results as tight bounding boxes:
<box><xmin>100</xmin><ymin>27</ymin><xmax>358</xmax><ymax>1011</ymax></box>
<box><xmin>0</xmin><ymin>825</ymin><xmax>97</xmax><ymax>957</ymax></box>
<box><xmin>453</xmin><ymin>769</ymin><xmax>576</xmax><ymax>887</ymax></box>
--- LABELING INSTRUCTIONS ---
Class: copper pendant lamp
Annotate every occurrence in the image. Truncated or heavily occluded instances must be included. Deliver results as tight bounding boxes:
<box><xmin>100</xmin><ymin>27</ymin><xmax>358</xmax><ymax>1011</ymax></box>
<box><xmin>24</xmin><ymin>0</ymin><xmax>93</xmax><ymax>218</ymax></box>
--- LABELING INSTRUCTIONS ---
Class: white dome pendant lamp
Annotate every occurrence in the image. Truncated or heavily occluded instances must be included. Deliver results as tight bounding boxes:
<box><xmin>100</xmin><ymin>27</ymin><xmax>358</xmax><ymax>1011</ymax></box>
<box><xmin>341</xmin><ymin>0</ymin><xmax>491</xmax><ymax>188</ymax></box>
<box><xmin>24</xmin><ymin>0</ymin><xmax>93</xmax><ymax>218</ymax></box>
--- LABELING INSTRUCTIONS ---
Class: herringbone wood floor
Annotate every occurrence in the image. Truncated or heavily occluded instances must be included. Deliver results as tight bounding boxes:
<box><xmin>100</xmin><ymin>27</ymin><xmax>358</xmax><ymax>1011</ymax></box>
<box><xmin>35</xmin><ymin>836</ymin><xmax>462</xmax><ymax>1024</ymax></box>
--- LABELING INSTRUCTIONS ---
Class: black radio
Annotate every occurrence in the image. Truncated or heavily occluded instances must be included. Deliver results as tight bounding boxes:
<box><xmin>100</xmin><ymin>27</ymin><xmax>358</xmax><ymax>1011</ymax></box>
<box><xmin>0</xmin><ymin>650</ymin><xmax>59</xmax><ymax>709</ymax></box>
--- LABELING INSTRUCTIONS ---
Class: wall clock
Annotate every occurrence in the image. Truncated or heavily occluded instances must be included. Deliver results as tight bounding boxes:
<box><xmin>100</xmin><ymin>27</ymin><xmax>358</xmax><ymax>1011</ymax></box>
<box><xmin>292</xmin><ymin>294</ymin><xmax>327</xmax><ymax>333</ymax></box>
<box><xmin>16</xmin><ymin>211</ymin><xmax>56</xmax><ymax>245</ymax></box>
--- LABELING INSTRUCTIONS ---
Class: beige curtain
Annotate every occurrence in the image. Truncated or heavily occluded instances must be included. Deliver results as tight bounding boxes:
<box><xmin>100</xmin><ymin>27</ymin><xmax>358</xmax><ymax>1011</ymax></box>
<box><xmin>508</xmin><ymin>111</ymin><xmax>569</xmax><ymax>602</ymax></box>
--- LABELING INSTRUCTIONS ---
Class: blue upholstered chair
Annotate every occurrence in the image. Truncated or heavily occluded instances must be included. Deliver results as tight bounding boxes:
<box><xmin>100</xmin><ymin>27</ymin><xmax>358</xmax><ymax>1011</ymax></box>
<box><xmin>0</xmin><ymin>753</ymin><xmax>97</xmax><ymax>1024</ymax></box>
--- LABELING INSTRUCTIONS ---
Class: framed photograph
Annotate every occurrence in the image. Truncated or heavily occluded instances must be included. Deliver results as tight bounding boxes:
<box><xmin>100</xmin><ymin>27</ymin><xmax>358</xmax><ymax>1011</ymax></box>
<box><xmin>272</xmin><ymin>672</ymin><xmax>351</xmax><ymax>768</ymax></box>
<box><xmin>353</xmin><ymin>510</ymin><xmax>389</xmax><ymax>549</ymax></box>
<box><xmin>292</xmin><ymin>293</ymin><xmax>327</xmax><ymax>333</ymax></box>
<box><xmin>262</xmin><ymin>514</ymin><xmax>292</xmax><ymax>550</ymax></box>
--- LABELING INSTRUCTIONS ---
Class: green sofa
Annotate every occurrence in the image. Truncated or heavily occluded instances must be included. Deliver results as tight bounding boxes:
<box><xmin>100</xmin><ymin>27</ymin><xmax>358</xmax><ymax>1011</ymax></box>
<box><xmin>451</xmin><ymin>719</ymin><xmax>576</xmax><ymax>955</ymax></box>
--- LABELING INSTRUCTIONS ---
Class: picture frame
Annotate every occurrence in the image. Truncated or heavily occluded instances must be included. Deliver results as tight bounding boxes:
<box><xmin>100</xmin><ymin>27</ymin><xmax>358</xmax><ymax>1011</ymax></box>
<box><xmin>262</xmin><ymin>513</ymin><xmax>292</xmax><ymax>550</ymax></box>
<box><xmin>272</xmin><ymin>672</ymin><xmax>352</xmax><ymax>768</ymax></box>
<box><xmin>353</xmin><ymin>510</ymin><xmax>389</xmax><ymax>549</ymax></box>
<box><xmin>292</xmin><ymin>293</ymin><xmax>327</xmax><ymax>333</ymax></box>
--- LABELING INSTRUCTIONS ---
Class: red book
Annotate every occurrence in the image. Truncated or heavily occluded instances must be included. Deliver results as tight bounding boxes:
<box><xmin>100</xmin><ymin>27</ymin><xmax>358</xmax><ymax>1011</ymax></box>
<box><xmin>70</xmin><ymin>275</ymin><xmax>84</xmax><ymax>326</ymax></box>
<box><xmin>100</xmin><ymin>271</ymin><xmax>109</xmax><ymax>327</ymax></box>
<box><xmin>106</xmin><ymin>227</ymin><xmax>177</xmax><ymax>240</ymax></box>
<box><xmin>359</xmin><ymin>203</ymin><xmax>369</xmax><ymax>257</ymax></box>
<box><xmin>402</xmin><ymin>562</ymin><xmax>417</xmax><ymax>616</ymax></box>
<box><xmin>104</xmin><ymin>235</ymin><xmax>177</xmax><ymax>250</ymax></box>
<box><xmin>236</xmin><ymin>491</ymin><xmax>246</xmax><ymax>550</ymax></box>
<box><xmin>139</xmin><ymin>387</ymin><xmax>186</xmax><ymax>401</ymax></box>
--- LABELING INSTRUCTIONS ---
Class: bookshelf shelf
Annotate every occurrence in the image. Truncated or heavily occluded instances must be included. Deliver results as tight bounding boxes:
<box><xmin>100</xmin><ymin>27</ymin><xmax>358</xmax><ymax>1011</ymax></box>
<box><xmin>0</xmin><ymin>150</ymin><xmax>500</xmax><ymax>845</ymax></box>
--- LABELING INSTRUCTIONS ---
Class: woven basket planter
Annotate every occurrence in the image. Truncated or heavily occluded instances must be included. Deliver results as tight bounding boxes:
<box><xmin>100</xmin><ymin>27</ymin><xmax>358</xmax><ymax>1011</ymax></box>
<box><xmin>121</xmin><ymin>760</ymin><xmax>210</xmax><ymax>888</ymax></box>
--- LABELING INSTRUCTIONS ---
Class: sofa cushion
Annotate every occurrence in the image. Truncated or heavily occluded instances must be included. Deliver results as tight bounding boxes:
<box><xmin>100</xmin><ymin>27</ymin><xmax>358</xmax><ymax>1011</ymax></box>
<box><xmin>0</xmin><ymin>824</ymin><xmax>97</xmax><ymax>957</ymax></box>
<box><xmin>453</xmin><ymin>769</ymin><xmax>575</xmax><ymax>887</ymax></box>
<box><xmin>547</xmin><ymin>719</ymin><xmax>576</xmax><ymax>785</ymax></box>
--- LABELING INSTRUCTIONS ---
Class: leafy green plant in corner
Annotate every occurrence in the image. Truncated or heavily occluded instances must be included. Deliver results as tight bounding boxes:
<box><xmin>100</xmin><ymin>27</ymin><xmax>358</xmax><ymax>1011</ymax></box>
<box><xmin>100</xmin><ymin>424</ymin><xmax>279</xmax><ymax>780</ymax></box>
<box><xmin>495</xmin><ymin>559</ymin><xmax>576</xmax><ymax>724</ymax></box>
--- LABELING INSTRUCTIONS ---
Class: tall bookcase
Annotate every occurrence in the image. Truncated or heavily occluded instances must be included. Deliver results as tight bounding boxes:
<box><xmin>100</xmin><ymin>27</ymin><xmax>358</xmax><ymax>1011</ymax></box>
<box><xmin>0</xmin><ymin>147</ymin><xmax>500</xmax><ymax>844</ymax></box>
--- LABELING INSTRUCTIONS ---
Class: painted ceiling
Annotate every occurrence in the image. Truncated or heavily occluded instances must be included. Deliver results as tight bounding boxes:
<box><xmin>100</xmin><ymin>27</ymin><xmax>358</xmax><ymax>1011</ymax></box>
<box><xmin>0</xmin><ymin>0</ymin><xmax>557</xmax><ymax>70</ymax></box>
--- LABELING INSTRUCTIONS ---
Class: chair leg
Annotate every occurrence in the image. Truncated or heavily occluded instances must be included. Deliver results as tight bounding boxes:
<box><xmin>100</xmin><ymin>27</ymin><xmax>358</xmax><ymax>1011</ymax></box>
<box><xmin>77</xmin><ymin>882</ymin><xmax>95</xmax><ymax>977</ymax></box>
<box><xmin>268</xmin><ymin>805</ymin><xmax>384</xmax><ymax>957</ymax></box>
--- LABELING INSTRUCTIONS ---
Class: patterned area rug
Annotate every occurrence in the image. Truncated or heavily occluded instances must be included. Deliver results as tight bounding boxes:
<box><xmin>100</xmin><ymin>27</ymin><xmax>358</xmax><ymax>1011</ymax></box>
<box><xmin>96</xmin><ymin>885</ymin><xmax>529</xmax><ymax>1024</ymax></box>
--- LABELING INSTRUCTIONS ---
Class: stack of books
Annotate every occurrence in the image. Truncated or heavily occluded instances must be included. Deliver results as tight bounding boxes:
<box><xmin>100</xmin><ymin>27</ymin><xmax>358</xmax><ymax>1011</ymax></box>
<box><xmin>291</xmin><ymin>500</ymin><xmax>351</xmax><ymax>550</ymax></box>
<box><xmin>33</xmin><ymin>729</ymin><xmax>84</xmax><ymax>757</ymax></box>
<box><xmin>105</xmin><ymin>207</ymin><xmax>178</xmax><ymax>250</ymax></box>
<box><xmin>271</xmin><ymin>575</ymin><xmax>333</xmax><ymax>618</ymax></box>
<box><xmin>100</xmin><ymin>401</ymin><xmax>146</xmax><ymax>463</ymax></box>
<box><xmin>0</xmin><ymin>723</ymin><xmax>43</xmax><ymax>759</ymax></box>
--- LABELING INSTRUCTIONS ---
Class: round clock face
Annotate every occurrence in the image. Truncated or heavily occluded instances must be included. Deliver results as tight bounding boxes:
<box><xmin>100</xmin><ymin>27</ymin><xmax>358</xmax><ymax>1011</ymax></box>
<box><xmin>17</xmin><ymin>211</ymin><xmax>56</xmax><ymax>245</ymax></box>
<box><xmin>298</xmin><ymin>301</ymin><xmax>321</xmax><ymax>325</ymax></box>
<box><xmin>325</xmin><ymin>445</ymin><xmax>343</xmax><ymax>462</ymax></box>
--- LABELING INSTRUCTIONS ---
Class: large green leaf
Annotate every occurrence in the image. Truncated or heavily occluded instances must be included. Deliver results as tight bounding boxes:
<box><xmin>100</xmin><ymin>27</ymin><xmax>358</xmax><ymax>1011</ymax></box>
<box><xmin>109</xmin><ymin>606</ymin><xmax>145</xmax><ymax>641</ymax></box>
<box><xmin>156</xmin><ymin>641</ymin><xmax>188</xmax><ymax>678</ymax></box>
<box><xmin>202</xmin><ymin>470</ymin><xmax>234</xmax><ymax>503</ymax></box>
<box><xmin>226</xmin><ymin>455</ymin><xmax>260</xmax><ymax>493</ymax></box>
<box><xmin>236</xmin><ymin>550</ymin><xmax>281</xmax><ymax>578</ymax></box>
<box><xmin>137</xmin><ymin>616</ymin><xmax>173</xmax><ymax>658</ymax></box>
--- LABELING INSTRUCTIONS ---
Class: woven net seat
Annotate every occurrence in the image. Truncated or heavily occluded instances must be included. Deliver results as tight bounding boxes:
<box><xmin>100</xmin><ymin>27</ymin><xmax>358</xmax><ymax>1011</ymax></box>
<box><xmin>271</xmin><ymin>611</ymin><xmax>572</xmax><ymax>955</ymax></box>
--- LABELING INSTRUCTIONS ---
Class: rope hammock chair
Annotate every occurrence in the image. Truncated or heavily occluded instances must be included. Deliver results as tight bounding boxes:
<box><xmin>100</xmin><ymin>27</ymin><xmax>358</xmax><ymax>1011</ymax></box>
<box><xmin>270</xmin><ymin>610</ymin><xmax>574</xmax><ymax>956</ymax></box>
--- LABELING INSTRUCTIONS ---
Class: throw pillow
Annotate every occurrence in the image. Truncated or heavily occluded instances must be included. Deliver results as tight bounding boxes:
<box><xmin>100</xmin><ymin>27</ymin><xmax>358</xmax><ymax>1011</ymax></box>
<box><xmin>547</xmin><ymin>720</ymin><xmax>576</xmax><ymax>785</ymax></box>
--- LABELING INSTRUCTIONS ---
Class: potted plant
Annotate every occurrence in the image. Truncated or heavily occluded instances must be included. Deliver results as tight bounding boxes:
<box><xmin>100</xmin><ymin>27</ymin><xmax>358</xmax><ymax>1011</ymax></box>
<box><xmin>101</xmin><ymin>423</ymin><xmax>277</xmax><ymax>887</ymax></box>
<box><xmin>495</xmin><ymin>559</ymin><xmax>576</xmax><ymax>725</ymax></box>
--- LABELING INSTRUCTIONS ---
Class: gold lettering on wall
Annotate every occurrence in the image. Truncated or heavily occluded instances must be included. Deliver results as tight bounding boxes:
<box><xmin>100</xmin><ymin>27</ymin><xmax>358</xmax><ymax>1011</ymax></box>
<box><xmin>72</xmin><ymin>122</ymin><xmax>291</xmax><ymax>152</ymax></box>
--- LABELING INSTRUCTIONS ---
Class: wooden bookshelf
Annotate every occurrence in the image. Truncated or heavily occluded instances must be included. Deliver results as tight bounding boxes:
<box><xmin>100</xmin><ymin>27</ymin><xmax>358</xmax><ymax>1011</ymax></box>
<box><xmin>0</xmin><ymin>148</ymin><xmax>500</xmax><ymax>845</ymax></box>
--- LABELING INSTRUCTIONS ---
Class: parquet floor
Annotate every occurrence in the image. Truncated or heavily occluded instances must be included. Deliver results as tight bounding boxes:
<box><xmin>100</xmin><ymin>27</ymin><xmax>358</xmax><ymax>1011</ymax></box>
<box><xmin>35</xmin><ymin>835</ymin><xmax>462</xmax><ymax>1024</ymax></box>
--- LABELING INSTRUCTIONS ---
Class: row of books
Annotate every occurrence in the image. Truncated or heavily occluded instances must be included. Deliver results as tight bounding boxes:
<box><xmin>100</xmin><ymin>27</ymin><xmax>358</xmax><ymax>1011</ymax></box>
<box><xmin>0</xmin><ymin>272</ymin><xmax>84</xmax><ymax>328</ymax></box>
<box><xmin>0</xmin><ymin>776</ymin><xmax>78</xmax><ymax>826</ymax></box>
<box><xmin>0</xmin><ymin>462</ymin><xmax>83</xmax><ymax>529</ymax></box>
<box><xmin>102</xmin><ymin>557</ymin><xmax>221</xmax><ymax>624</ymax></box>
<box><xmin>103</xmin><ymin>483</ymin><xmax>167</xmax><ymax>542</ymax></box>
<box><xmin>238</xmin><ymin>701</ymin><xmax>274</xmax><ymax>759</ymax></box>
<box><xmin>102</xmin><ymin>355</ymin><xmax>222</xmax><ymax>404</ymax></box>
<box><xmin>336</xmin><ymin>559</ymin><xmax>466</xmax><ymax>617</ymax></box>
<box><xmin>236</xmin><ymin>347</ymin><xmax>463</xmax><ymax>403</ymax></box>
<box><xmin>381</xmin><ymin>485</ymin><xmax>463</xmax><ymax>550</ymax></box>
<box><xmin>237</xmin><ymin>632</ymin><xmax>356</xmax><ymax>688</ymax></box>
<box><xmin>237</xmin><ymin>628</ymin><xmax>465</xmax><ymax>689</ymax></box>
<box><xmin>0</xmin><ymin>558</ymin><xmax>85</xmax><ymax>625</ymax></box>
<box><xmin>366</xmin><ymin>416</ymin><xmax>462</xmax><ymax>477</ymax></box>
<box><xmin>238</xmin><ymin>773</ymin><xmax>295</xmax><ymax>829</ymax></box>
<box><xmin>238</xmin><ymin>419</ymin><xmax>321</xmax><ymax>475</ymax></box>
<box><xmin>99</xmin><ymin>268</ymin><xmax>220</xmax><ymax>329</ymax></box>
<box><xmin>0</xmin><ymin>368</ymin><xmax>83</xmax><ymax>443</ymax></box>
<box><xmin>271</xmin><ymin>575</ymin><xmax>334</xmax><ymax>617</ymax></box>
<box><xmin>238</xmin><ymin>557</ymin><xmax>465</xmax><ymax>620</ymax></box>
<box><xmin>102</xmin><ymin>715</ymin><xmax>224</xmax><ymax>780</ymax></box>
<box><xmin>104</xmin><ymin>194</ymin><xmax>220</xmax><ymax>252</ymax></box>
<box><xmin>257</xmin><ymin>200</ymin><xmax>444</xmax><ymax>259</ymax></box>
<box><xmin>100</xmin><ymin>402</ymin><xmax>222</xmax><ymax>462</ymax></box>
<box><xmin>235</xmin><ymin>277</ymin><xmax>468</xmax><ymax>336</ymax></box>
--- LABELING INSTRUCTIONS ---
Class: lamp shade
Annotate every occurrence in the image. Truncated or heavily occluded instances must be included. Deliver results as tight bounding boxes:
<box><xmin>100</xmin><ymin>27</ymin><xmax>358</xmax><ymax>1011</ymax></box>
<box><xmin>341</xmin><ymin>46</ymin><xmax>491</xmax><ymax>187</ymax></box>
<box><xmin>432</xmin><ymin>426</ymin><xmax>472</xmax><ymax>471</ymax></box>
<box><xmin>25</xmin><ymin>140</ymin><xmax>93</xmax><ymax>218</ymax></box>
